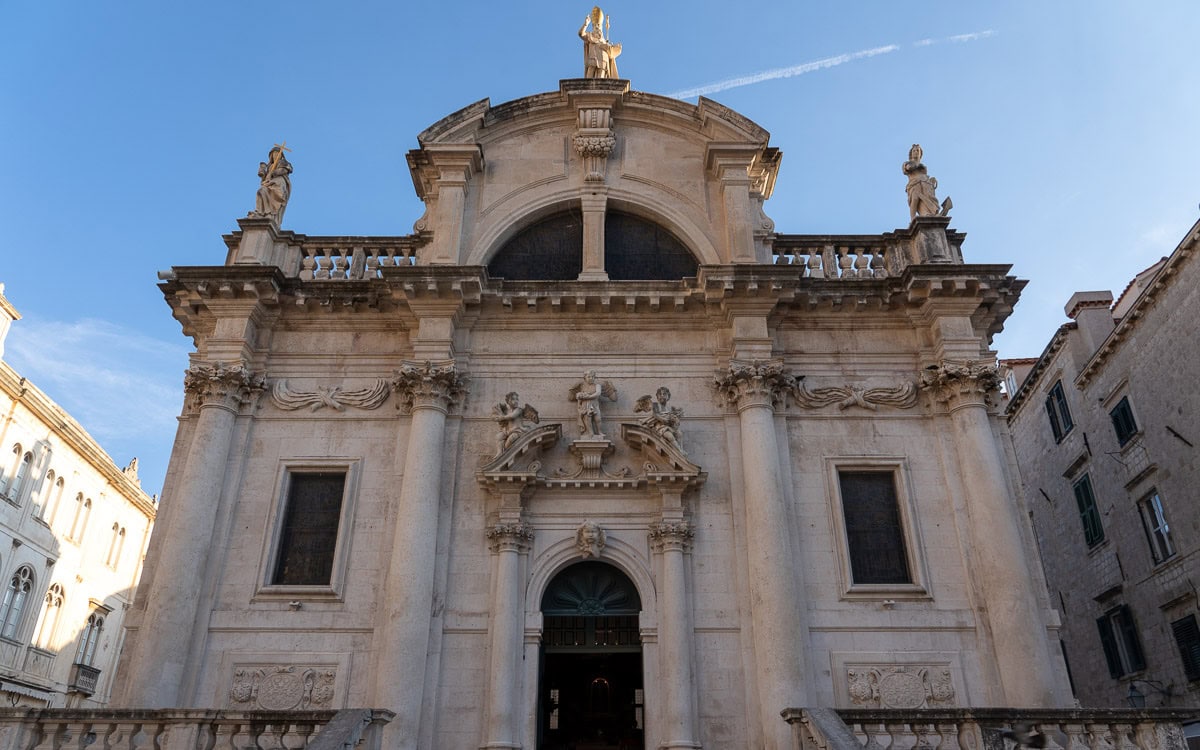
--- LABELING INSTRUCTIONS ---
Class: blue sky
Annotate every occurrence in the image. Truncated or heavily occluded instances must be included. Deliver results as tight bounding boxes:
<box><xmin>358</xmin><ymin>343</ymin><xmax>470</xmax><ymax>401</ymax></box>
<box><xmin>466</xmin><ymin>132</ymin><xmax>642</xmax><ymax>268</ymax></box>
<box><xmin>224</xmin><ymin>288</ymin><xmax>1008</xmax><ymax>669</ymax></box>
<box><xmin>2</xmin><ymin>2</ymin><xmax>1198</xmax><ymax>496</ymax></box>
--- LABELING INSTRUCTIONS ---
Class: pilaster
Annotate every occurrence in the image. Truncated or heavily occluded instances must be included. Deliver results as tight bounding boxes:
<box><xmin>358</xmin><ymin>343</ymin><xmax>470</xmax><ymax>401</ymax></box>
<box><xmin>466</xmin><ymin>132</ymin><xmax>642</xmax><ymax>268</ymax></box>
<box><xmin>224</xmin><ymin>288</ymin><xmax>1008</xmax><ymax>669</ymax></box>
<box><xmin>706</xmin><ymin>144</ymin><xmax>761</xmax><ymax>264</ymax></box>
<box><xmin>409</xmin><ymin>144</ymin><xmax>484</xmax><ymax>265</ymax></box>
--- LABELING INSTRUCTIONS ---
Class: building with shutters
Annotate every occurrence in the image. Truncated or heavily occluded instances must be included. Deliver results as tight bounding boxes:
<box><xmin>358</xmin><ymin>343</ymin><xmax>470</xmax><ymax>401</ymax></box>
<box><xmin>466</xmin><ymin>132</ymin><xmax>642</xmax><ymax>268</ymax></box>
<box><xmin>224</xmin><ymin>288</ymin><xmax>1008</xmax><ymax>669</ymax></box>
<box><xmin>0</xmin><ymin>285</ymin><xmax>156</xmax><ymax>707</ymax></box>
<box><xmin>1004</xmin><ymin>218</ymin><xmax>1200</xmax><ymax>710</ymax></box>
<box><xmin>113</xmin><ymin>73</ymin><xmax>1075</xmax><ymax>750</ymax></box>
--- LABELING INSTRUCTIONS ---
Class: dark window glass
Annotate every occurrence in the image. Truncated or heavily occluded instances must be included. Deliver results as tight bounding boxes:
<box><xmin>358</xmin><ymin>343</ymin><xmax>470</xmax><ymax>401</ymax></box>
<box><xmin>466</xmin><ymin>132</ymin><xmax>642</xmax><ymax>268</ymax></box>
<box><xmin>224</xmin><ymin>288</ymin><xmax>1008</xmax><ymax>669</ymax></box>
<box><xmin>1110</xmin><ymin>396</ymin><xmax>1138</xmax><ymax>446</ymax></box>
<box><xmin>839</xmin><ymin>472</ymin><xmax>911</xmax><ymax>585</ymax></box>
<box><xmin>273</xmin><ymin>473</ymin><xmax>345</xmax><ymax>585</ymax></box>
<box><xmin>1073</xmin><ymin>474</ymin><xmax>1104</xmax><ymax>547</ymax></box>
<box><xmin>604</xmin><ymin>212</ymin><xmax>697</xmax><ymax>280</ymax></box>
<box><xmin>488</xmin><ymin>211</ymin><xmax>584</xmax><ymax>281</ymax></box>
<box><xmin>1096</xmin><ymin>605</ymin><xmax>1145</xmax><ymax>678</ymax></box>
<box><xmin>1044</xmin><ymin>381</ymin><xmax>1073</xmax><ymax>442</ymax></box>
<box><xmin>1138</xmin><ymin>490</ymin><xmax>1175</xmax><ymax>564</ymax></box>
<box><xmin>1172</xmin><ymin>615</ymin><xmax>1200</xmax><ymax>682</ymax></box>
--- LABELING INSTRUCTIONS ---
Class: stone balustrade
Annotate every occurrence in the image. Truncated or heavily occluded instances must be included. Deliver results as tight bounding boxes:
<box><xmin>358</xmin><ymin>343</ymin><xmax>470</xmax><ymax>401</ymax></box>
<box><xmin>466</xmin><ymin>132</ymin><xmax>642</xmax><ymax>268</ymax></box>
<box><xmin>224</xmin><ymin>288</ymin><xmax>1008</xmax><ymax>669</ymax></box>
<box><xmin>772</xmin><ymin>238</ymin><xmax>895</xmax><ymax>279</ymax></box>
<box><xmin>0</xmin><ymin>708</ymin><xmax>393</xmax><ymax>750</ymax></box>
<box><xmin>784</xmin><ymin>707</ymin><xmax>1194</xmax><ymax>750</ymax></box>
<box><xmin>300</xmin><ymin>241</ymin><xmax>420</xmax><ymax>279</ymax></box>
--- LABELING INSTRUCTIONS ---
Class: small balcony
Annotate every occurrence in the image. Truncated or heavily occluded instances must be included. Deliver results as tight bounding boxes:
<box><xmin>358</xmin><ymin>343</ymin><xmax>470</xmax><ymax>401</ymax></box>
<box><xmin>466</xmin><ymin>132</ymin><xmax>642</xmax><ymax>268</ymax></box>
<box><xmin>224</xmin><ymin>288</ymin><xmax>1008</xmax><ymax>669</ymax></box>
<box><xmin>66</xmin><ymin>663</ymin><xmax>100</xmax><ymax>695</ymax></box>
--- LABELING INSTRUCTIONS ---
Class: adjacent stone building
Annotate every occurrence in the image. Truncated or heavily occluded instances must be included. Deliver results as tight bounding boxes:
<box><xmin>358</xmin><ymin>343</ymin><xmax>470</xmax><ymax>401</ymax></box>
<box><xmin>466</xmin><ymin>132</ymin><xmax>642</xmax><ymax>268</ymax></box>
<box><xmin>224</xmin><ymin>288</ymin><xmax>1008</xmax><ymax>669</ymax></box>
<box><xmin>116</xmin><ymin>73</ymin><xmax>1073</xmax><ymax>750</ymax></box>
<box><xmin>0</xmin><ymin>285</ymin><xmax>156</xmax><ymax>707</ymax></box>
<box><xmin>1004</xmin><ymin>218</ymin><xmax>1200</xmax><ymax>710</ymax></box>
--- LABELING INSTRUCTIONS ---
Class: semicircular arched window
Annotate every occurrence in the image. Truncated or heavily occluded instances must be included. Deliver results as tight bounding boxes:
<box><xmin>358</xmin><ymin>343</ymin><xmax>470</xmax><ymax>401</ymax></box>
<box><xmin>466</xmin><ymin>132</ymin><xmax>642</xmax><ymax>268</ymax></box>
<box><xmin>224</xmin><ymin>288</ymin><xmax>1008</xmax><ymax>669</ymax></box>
<box><xmin>488</xmin><ymin>210</ymin><xmax>697</xmax><ymax>281</ymax></box>
<box><xmin>541</xmin><ymin>561</ymin><xmax>641</xmax><ymax>616</ymax></box>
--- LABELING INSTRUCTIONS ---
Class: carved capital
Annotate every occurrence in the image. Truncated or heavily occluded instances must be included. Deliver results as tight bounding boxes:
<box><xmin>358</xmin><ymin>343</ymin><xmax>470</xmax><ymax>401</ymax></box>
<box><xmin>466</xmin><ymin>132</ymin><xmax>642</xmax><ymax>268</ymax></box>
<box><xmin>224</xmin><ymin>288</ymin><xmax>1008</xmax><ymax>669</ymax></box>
<box><xmin>184</xmin><ymin>362</ymin><xmax>265</xmax><ymax>412</ymax></box>
<box><xmin>713</xmin><ymin>359</ymin><xmax>795</xmax><ymax>411</ymax></box>
<box><xmin>649</xmin><ymin>520</ymin><xmax>694</xmax><ymax>553</ymax></box>
<box><xmin>390</xmin><ymin>359</ymin><xmax>468</xmax><ymax>413</ymax></box>
<box><xmin>487</xmin><ymin>522</ymin><xmax>533</xmax><ymax>553</ymax></box>
<box><xmin>919</xmin><ymin>360</ymin><xmax>1001</xmax><ymax>408</ymax></box>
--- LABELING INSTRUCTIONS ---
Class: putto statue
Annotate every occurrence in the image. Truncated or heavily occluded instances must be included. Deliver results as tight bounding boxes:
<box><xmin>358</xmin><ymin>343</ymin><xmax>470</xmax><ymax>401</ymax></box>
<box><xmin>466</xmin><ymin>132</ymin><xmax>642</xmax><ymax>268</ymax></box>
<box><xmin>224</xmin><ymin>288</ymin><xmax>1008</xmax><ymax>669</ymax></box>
<box><xmin>902</xmin><ymin>144</ymin><xmax>952</xmax><ymax>220</ymax></box>
<box><xmin>250</xmin><ymin>143</ymin><xmax>293</xmax><ymax>224</ymax></box>
<box><xmin>635</xmin><ymin>386</ymin><xmax>684</xmax><ymax>450</ymax></box>
<box><xmin>569</xmin><ymin>370</ymin><xmax>618</xmax><ymax>437</ymax></box>
<box><xmin>491</xmin><ymin>392</ymin><xmax>540</xmax><ymax>455</ymax></box>
<box><xmin>575</xmin><ymin>520</ymin><xmax>607</xmax><ymax>558</ymax></box>
<box><xmin>578</xmin><ymin>6</ymin><xmax>622</xmax><ymax>79</ymax></box>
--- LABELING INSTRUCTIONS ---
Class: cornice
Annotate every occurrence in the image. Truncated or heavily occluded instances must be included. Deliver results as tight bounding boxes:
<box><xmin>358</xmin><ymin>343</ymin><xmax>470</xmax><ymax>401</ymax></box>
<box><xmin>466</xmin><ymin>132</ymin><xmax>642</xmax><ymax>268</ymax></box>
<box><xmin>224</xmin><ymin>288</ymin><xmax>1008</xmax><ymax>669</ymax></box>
<box><xmin>0</xmin><ymin>362</ymin><xmax>157</xmax><ymax>518</ymax></box>
<box><xmin>1003</xmin><ymin>323</ymin><xmax>1076</xmax><ymax>420</ymax></box>
<box><xmin>1075</xmin><ymin>219</ymin><xmax>1200</xmax><ymax>388</ymax></box>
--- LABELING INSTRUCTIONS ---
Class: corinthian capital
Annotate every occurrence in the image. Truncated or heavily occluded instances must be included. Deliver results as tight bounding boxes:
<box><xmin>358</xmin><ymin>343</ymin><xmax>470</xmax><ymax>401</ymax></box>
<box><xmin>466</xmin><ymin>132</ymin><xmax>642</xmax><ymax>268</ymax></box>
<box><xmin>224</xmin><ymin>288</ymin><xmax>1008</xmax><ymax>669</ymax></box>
<box><xmin>649</xmin><ymin>520</ymin><xmax>694</xmax><ymax>553</ymax></box>
<box><xmin>183</xmin><ymin>362</ymin><xmax>265</xmax><ymax>412</ymax></box>
<box><xmin>391</xmin><ymin>359</ymin><xmax>468</xmax><ymax>413</ymax></box>
<box><xmin>713</xmin><ymin>359</ymin><xmax>796</xmax><ymax>410</ymax></box>
<box><xmin>487</xmin><ymin>522</ymin><xmax>533</xmax><ymax>553</ymax></box>
<box><xmin>919</xmin><ymin>360</ymin><xmax>1001</xmax><ymax>408</ymax></box>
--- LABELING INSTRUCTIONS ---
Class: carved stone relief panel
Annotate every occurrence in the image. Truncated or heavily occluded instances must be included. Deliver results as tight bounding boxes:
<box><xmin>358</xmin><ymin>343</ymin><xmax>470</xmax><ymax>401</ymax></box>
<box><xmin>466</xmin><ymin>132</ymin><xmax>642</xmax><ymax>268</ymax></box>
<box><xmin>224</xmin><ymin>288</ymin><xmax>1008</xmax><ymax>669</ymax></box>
<box><xmin>228</xmin><ymin>664</ymin><xmax>337</xmax><ymax>710</ymax></box>
<box><xmin>831</xmin><ymin>651</ymin><xmax>963</xmax><ymax>710</ymax></box>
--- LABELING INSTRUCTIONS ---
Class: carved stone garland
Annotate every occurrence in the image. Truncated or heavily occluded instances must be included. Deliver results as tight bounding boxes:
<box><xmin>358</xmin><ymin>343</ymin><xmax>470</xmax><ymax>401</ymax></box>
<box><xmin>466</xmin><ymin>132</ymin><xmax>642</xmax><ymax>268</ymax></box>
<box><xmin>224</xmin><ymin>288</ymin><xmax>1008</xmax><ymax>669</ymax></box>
<box><xmin>792</xmin><ymin>379</ymin><xmax>919</xmax><ymax>411</ymax></box>
<box><xmin>183</xmin><ymin>362</ymin><xmax>265</xmax><ymax>414</ymax></box>
<box><xmin>390</xmin><ymin>359</ymin><xmax>468</xmax><ymax>413</ymax></box>
<box><xmin>271</xmin><ymin>378</ymin><xmax>391</xmax><ymax>411</ymax></box>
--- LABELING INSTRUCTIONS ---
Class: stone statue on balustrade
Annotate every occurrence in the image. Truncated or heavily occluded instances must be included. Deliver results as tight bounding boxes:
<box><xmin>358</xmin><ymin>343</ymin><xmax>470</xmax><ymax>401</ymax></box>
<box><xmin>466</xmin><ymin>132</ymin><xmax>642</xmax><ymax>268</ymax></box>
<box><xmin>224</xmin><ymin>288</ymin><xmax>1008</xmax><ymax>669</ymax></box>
<box><xmin>569</xmin><ymin>370</ymin><xmax>618</xmax><ymax>438</ymax></box>
<box><xmin>635</xmin><ymin>386</ymin><xmax>684</xmax><ymax>451</ymax></box>
<box><xmin>902</xmin><ymin>144</ymin><xmax>952</xmax><ymax>220</ymax></box>
<box><xmin>491</xmin><ymin>392</ymin><xmax>540</xmax><ymax>456</ymax></box>
<box><xmin>578</xmin><ymin>6</ymin><xmax>622</xmax><ymax>79</ymax></box>
<box><xmin>249</xmin><ymin>143</ymin><xmax>293</xmax><ymax>225</ymax></box>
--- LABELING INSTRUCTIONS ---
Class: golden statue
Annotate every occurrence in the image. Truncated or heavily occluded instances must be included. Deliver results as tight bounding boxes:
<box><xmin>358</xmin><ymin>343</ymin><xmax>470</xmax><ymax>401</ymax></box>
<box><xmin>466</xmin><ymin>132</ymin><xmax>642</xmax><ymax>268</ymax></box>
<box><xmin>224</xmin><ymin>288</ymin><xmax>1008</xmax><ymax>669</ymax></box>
<box><xmin>578</xmin><ymin>6</ymin><xmax>622</xmax><ymax>79</ymax></box>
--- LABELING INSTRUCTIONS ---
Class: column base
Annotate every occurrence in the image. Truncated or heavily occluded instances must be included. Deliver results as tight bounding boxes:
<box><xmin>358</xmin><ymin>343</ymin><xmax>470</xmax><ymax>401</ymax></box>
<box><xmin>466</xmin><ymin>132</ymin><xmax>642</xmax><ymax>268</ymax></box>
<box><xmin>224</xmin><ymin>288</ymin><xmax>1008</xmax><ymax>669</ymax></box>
<box><xmin>577</xmin><ymin>270</ymin><xmax>610</xmax><ymax>281</ymax></box>
<box><xmin>658</xmin><ymin>742</ymin><xmax>703</xmax><ymax>749</ymax></box>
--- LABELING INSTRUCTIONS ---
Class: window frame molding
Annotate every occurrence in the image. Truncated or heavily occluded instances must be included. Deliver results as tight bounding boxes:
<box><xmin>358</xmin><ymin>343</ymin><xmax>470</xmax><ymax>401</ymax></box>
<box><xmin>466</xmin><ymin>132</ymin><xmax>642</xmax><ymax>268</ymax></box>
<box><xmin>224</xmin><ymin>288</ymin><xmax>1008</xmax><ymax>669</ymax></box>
<box><xmin>824</xmin><ymin>456</ymin><xmax>931</xmax><ymax>601</ymax></box>
<box><xmin>1137</xmin><ymin>489</ymin><xmax>1175</xmax><ymax>566</ymax></box>
<box><xmin>254</xmin><ymin>456</ymin><xmax>361</xmax><ymax>603</ymax></box>
<box><xmin>1043</xmin><ymin>379</ymin><xmax>1074</xmax><ymax>443</ymax></box>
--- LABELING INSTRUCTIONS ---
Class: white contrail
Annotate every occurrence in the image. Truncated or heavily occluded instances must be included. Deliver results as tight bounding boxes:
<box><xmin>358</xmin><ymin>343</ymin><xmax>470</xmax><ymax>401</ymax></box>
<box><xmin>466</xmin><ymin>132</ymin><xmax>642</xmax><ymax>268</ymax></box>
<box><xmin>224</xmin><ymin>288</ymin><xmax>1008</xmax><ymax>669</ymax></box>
<box><xmin>667</xmin><ymin>44</ymin><xmax>899</xmax><ymax>99</ymax></box>
<box><xmin>667</xmin><ymin>30</ymin><xmax>997</xmax><ymax>99</ymax></box>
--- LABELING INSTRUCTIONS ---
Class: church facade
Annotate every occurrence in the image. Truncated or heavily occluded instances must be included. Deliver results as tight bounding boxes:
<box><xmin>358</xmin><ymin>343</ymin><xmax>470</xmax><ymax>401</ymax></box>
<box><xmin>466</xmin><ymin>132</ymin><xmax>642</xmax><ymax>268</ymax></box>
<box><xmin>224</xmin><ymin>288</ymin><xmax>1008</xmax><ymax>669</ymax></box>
<box><xmin>116</xmin><ymin>77</ymin><xmax>1072</xmax><ymax>750</ymax></box>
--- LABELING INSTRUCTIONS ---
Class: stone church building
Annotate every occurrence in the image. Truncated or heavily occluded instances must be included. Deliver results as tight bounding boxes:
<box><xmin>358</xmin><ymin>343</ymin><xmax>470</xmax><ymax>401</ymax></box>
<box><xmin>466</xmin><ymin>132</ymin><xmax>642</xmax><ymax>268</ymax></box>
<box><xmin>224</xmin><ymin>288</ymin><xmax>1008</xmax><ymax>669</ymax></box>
<box><xmin>115</xmin><ymin>73</ymin><xmax>1073</xmax><ymax>749</ymax></box>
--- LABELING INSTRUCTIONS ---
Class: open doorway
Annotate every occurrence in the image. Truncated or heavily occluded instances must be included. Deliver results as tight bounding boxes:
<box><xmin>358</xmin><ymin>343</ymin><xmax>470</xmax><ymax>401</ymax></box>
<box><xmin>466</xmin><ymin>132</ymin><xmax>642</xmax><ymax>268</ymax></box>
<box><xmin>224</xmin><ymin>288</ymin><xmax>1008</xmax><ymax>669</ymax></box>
<box><xmin>539</xmin><ymin>561</ymin><xmax>643</xmax><ymax>750</ymax></box>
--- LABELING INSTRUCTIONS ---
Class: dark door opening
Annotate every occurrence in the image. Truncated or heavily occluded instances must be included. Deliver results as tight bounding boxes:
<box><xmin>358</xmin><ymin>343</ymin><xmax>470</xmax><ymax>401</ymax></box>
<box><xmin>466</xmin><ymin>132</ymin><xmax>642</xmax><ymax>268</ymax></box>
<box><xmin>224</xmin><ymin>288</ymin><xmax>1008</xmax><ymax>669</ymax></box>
<box><xmin>539</xmin><ymin>562</ymin><xmax>643</xmax><ymax>750</ymax></box>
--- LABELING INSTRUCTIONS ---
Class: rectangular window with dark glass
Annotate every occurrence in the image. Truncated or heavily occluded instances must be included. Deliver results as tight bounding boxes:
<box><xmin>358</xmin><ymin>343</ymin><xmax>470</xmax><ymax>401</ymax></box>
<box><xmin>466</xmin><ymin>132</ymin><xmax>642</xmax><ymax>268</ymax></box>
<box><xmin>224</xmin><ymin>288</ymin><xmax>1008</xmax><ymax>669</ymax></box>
<box><xmin>1044</xmin><ymin>381</ymin><xmax>1073</xmax><ymax>442</ymax></box>
<box><xmin>1096</xmin><ymin>605</ymin><xmax>1145</xmax><ymax>678</ymax></box>
<box><xmin>272</xmin><ymin>472</ymin><xmax>346</xmax><ymax>586</ymax></box>
<box><xmin>1110</xmin><ymin>396</ymin><xmax>1138</xmax><ymax>446</ymax></box>
<box><xmin>1138</xmin><ymin>490</ymin><xmax>1175</xmax><ymax>564</ymax></box>
<box><xmin>838</xmin><ymin>471</ymin><xmax>911</xmax><ymax>585</ymax></box>
<box><xmin>1073</xmin><ymin>474</ymin><xmax>1104</xmax><ymax>547</ymax></box>
<box><xmin>1172</xmin><ymin>615</ymin><xmax>1200</xmax><ymax>682</ymax></box>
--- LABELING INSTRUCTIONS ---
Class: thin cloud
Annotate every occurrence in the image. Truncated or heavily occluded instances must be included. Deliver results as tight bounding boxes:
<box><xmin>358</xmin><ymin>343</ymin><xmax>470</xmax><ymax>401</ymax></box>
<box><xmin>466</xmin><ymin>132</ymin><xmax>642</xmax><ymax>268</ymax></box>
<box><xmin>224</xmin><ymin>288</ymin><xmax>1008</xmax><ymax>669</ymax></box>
<box><xmin>668</xmin><ymin>30</ymin><xmax>997</xmax><ymax>100</ymax></box>
<box><xmin>668</xmin><ymin>45</ymin><xmax>899</xmax><ymax>99</ymax></box>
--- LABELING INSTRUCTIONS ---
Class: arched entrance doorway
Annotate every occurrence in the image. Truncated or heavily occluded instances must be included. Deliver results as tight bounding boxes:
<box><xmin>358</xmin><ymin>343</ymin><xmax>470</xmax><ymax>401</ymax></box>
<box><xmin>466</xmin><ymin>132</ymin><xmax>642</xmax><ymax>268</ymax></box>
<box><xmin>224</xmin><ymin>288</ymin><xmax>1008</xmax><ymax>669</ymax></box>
<box><xmin>539</xmin><ymin>561</ymin><xmax>644</xmax><ymax>750</ymax></box>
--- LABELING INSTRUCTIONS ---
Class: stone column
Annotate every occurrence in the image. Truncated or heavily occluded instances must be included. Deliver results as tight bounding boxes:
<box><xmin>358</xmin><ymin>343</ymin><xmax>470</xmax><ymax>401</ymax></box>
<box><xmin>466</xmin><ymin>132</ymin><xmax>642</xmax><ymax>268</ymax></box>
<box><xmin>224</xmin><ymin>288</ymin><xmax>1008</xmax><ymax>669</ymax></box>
<box><xmin>483</xmin><ymin>521</ymin><xmax>533</xmax><ymax>749</ymax></box>
<box><xmin>579</xmin><ymin>191</ymin><xmax>609</xmax><ymax>281</ymax></box>
<box><xmin>714</xmin><ymin>360</ymin><xmax>807</xmax><ymax>750</ymax></box>
<box><xmin>120</xmin><ymin>362</ymin><xmax>263</xmax><ymax>706</ymax></box>
<box><xmin>921</xmin><ymin>361</ymin><xmax>1064</xmax><ymax>706</ymax></box>
<box><xmin>650</xmin><ymin>520</ymin><xmax>701</xmax><ymax>750</ymax></box>
<box><xmin>375</xmin><ymin>360</ymin><xmax>467</xmax><ymax>750</ymax></box>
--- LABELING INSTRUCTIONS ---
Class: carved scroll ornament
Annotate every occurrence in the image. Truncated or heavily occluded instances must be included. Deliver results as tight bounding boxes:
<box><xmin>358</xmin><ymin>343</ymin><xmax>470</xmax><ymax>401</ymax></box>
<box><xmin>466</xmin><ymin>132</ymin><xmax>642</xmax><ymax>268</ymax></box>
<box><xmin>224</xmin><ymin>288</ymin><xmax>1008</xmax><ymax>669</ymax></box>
<box><xmin>793</xmin><ymin>380</ymin><xmax>918</xmax><ymax>411</ymax></box>
<box><xmin>271</xmin><ymin>379</ymin><xmax>391</xmax><ymax>412</ymax></box>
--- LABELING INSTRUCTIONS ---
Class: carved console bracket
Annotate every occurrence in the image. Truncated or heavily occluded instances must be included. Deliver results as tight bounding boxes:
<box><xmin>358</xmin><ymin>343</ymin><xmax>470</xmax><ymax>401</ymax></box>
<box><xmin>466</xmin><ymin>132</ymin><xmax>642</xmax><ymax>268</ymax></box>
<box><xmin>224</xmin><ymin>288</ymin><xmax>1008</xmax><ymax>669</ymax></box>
<box><xmin>567</xmin><ymin>81</ymin><xmax>623</xmax><ymax>182</ymax></box>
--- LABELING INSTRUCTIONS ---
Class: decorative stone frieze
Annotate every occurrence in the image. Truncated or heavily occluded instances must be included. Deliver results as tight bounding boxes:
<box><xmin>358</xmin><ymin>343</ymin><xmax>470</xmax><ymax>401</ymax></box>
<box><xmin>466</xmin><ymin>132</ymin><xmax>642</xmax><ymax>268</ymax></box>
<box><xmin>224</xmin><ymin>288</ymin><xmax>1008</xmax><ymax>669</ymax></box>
<box><xmin>228</xmin><ymin>665</ymin><xmax>336</xmax><ymax>710</ymax></box>
<box><xmin>486</xmin><ymin>522</ymin><xmax>533</xmax><ymax>553</ymax></box>
<box><xmin>713</xmin><ymin>359</ymin><xmax>796</xmax><ymax>410</ymax></box>
<box><xmin>846</xmin><ymin>665</ymin><xmax>956</xmax><ymax>709</ymax></box>
<box><xmin>793</xmin><ymin>380</ymin><xmax>918</xmax><ymax>411</ymax></box>
<box><xmin>649</xmin><ymin>520</ymin><xmax>694</xmax><ymax>553</ymax></box>
<box><xmin>390</xmin><ymin>359</ymin><xmax>467</xmax><ymax>413</ymax></box>
<box><xmin>575</xmin><ymin>520</ymin><xmax>606</xmax><ymax>558</ymax></box>
<box><xmin>919</xmin><ymin>360</ymin><xmax>1001</xmax><ymax>408</ymax></box>
<box><xmin>270</xmin><ymin>378</ymin><xmax>391</xmax><ymax>412</ymax></box>
<box><xmin>183</xmin><ymin>362</ymin><xmax>265</xmax><ymax>413</ymax></box>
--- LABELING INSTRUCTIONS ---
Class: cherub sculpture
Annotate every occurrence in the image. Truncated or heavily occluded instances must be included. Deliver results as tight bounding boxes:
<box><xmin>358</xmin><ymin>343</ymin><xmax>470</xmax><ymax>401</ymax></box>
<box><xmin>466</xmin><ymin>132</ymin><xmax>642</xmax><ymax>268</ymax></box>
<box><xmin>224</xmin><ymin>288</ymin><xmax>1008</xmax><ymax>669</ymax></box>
<box><xmin>575</xmin><ymin>520</ymin><xmax>606</xmax><ymax>558</ymax></box>
<box><xmin>491</xmin><ymin>392</ymin><xmax>540</xmax><ymax>455</ymax></box>
<box><xmin>568</xmin><ymin>370</ymin><xmax>617</xmax><ymax>437</ymax></box>
<box><xmin>635</xmin><ymin>386</ymin><xmax>684</xmax><ymax>450</ymax></box>
<box><xmin>902</xmin><ymin>144</ymin><xmax>952</xmax><ymax>220</ymax></box>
